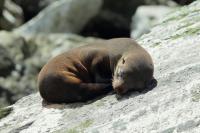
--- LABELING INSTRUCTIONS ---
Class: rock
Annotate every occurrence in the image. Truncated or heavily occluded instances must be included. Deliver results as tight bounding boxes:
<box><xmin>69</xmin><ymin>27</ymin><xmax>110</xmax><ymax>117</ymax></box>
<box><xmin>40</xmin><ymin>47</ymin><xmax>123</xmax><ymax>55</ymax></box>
<box><xmin>0</xmin><ymin>86</ymin><xmax>14</xmax><ymax>107</ymax></box>
<box><xmin>14</xmin><ymin>0</ymin><xmax>103</xmax><ymax>35</ymax></box>
<box><xmin>0</xmin><ymin>106</ymin><xmax>13</xmax><ymax>119</ymax></box>
<box><xmin>13</xmin><ymin>0</ymin><xmax>44</xmax><ymax>22</ymax></box>
<box><xmin>0</xmin><ymin>0</ymin><xmax>23</xmax><ymax>30</ymax></box>
<box><xmin>0</xmin><ymin>31</ymin><xmax>29</xmax><ymax>107</ymax></box>
<box><xmin>131</xmin><ymin>5</ymin><xmax>173</xmax><ymax>39</ymax></box>
<box><xmin>0</xmin><ymin>31</ymin><xmax>26</xmax><ymax>63</ymax></box>
<box><xmin>1</xmin><ymin>0</ymin><xmax>200</xmax><ymax>132</ymax></box>
<box><xmin>80</xmin><ymin>0</ymin><xmax>177</xmax><ymax>39</ymax></box>
<box><xmin>13</xmin><ymin>0</ymin><xmax>59</xmax><ymax>21</ymax></box>
<box><xmin>0</xmin><ymin>45</ymin><xmax>15</xmax><ymax>77</ymax></box>
<box><xmin>81</xmin><ymin>0</ymin><xmax>144</xmax><ymax>38</ymax></box>
<box><xmin>12</xmin><ymin>0</ymin><xmax>177</xmax><ymax>38</ymax></box>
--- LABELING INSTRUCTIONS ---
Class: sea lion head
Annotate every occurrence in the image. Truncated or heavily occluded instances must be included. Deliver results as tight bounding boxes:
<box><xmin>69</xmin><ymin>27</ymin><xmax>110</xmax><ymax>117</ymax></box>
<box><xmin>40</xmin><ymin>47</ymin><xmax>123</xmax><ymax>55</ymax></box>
<box><xmin>112</xmin><ymin>53</ymin><xmax>154</xmax><ymax>95</ymax></box>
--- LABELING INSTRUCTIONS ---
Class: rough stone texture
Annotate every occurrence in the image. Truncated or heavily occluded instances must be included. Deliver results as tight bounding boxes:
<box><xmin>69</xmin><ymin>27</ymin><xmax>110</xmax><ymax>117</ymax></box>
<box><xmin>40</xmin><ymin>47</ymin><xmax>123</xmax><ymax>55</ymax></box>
<box><xmin>0</xmin><ymin>32</ymin><xmax>99</xmax><ymax>107</ymax></box>
<box><xmin>0</xmin><ymin>106</ymin><xmax>13</xmax><ymax>120</ymax></box>
<box><xmin>0</xmin><ymin>31</ymin><xmax>26</xmax><ymax>62</ymax></box>
<box><xmin>0</xmin><ymin>31</ymin><xmax>34</xmax><ymax>106</ymax></box>
<box><xmin>1</xmin><ymin>0</ymin><xmax>200</xmax><ymax>132</ymax></box>
<box><xmin>14</xmin><ymin>0</ymin><xmax>103</xmax><ymax>35</ymax></box>
<box><xmin>131</xmin><ymin>5</ymin><xmax>173</xmax><ymax>39</ymax></box>
<box><xmin>0</xmin><ymin>0</ymin><xmax>23</xmax><ymax>30</ymax></box>
<box><xmin>0</xmin><ymin>45</ymin><xmax>15</xmax><ymax>77</ymax></box>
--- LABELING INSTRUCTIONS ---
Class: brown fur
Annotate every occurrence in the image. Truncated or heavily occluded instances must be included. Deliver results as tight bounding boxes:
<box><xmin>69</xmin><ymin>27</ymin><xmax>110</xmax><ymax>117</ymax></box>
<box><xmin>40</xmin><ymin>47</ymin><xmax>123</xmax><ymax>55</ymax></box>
<box><xmin>38</xmin><ymin>38</ymin><xmax>155</xmax><ymax>103</ymax></box>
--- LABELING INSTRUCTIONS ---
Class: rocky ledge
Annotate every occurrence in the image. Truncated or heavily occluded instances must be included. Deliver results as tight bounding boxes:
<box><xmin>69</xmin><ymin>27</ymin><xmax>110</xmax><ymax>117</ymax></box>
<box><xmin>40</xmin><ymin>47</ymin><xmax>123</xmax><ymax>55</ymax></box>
<box><xmin>1</xmin><ymin>1</ymin><xmax>200</xmax><ymax>133</ymax></box>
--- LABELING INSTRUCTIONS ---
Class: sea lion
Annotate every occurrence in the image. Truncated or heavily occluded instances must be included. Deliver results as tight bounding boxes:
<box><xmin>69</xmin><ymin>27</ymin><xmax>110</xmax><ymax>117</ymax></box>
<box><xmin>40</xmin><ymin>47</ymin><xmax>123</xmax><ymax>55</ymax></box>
<box><xmin>38</xmin><ymin>38</ymin><xmax>156</xmax><ymax>103</ymax></box>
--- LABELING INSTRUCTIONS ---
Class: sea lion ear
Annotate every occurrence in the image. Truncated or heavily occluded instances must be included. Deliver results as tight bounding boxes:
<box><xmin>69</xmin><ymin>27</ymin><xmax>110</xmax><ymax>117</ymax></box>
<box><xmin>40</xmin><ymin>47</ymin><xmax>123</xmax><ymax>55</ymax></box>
<box><xmin>122</xmin><ymin>58</ymin><xmax>125</xmax><ymax>64</ymax></box>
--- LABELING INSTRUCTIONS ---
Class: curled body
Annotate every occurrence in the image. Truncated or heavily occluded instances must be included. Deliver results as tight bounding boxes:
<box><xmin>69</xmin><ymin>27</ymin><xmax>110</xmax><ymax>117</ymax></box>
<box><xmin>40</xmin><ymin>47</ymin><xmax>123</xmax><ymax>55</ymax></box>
<box><xmin>38</xmin><ymin>38</ymin><xmax>156</xmax><ymax>103</ymax></box>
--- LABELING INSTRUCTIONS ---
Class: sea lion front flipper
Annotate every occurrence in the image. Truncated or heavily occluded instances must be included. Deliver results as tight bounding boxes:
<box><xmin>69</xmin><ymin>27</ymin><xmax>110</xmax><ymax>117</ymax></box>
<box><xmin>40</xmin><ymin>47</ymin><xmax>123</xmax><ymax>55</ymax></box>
<box><xmin>79</xmin><ymin>83</ymin><xmax>112</xmax><ymax>100</ymax></box>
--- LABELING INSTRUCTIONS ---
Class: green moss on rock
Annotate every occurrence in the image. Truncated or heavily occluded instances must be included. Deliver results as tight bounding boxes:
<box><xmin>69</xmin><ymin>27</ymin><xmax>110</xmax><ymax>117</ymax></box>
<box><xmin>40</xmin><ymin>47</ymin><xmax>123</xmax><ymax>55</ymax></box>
<box><xmin>0</xmin><ymin>106</ymin><xmax>13</xmax><ymax>119</ymax></box>
<box><xmin>79</xmin><ymin>119</ymin><xmax>93</xmax><ymax>129</ymax></box>
<box><xmin>171</xmin><ymin>26</ymin><xmax>200</xmax><ymax>40</ymax></box>
<box><xmin>95</xmin><ymin>100</ymin><xmax>105</xmax><ymax>107</ymax></box>
<box><xmin>66</xmin><ymin>129</ymin><xmax>79</xmax><ymax>133</ymax></box>
<box><xmin>191</xmin><ymin>86</ymin><xmax>200</xmax><ymax>102</ymax></box>
<box><xmin>54</xmin><ymin>119</ymin><xmax>94</xmax><ymax>133</ymax></box>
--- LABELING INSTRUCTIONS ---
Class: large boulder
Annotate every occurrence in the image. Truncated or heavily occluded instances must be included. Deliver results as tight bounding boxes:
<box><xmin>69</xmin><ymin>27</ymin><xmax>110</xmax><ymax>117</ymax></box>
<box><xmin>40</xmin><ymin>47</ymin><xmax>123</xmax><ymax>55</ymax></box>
<box><xmin>1</xmin><ymin>0</ymin><xmax>200</xmax><ymax>132</ymax></box>
<box><xmin>14</xmin><ymin>0</ymin><xmax>103</xmax><ymax>35</ymax></box>
<box><xmin>131</xmin><ymin>5</ymin><xmax>173</xmax><ymax>39</ymax></box>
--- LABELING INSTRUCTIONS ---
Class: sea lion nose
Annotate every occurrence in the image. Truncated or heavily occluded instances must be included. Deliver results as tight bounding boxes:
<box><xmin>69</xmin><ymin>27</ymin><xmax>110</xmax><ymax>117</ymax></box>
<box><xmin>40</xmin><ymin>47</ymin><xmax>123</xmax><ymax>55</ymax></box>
<box><xmin>114</xmin><ymin>85</ymin><xmax>126</xmax><ymax>95</ymax></box>
<box><xmin>113</xmin><ymin>78</ymin><xmax>126</xmax><ymax>95</ymax></box>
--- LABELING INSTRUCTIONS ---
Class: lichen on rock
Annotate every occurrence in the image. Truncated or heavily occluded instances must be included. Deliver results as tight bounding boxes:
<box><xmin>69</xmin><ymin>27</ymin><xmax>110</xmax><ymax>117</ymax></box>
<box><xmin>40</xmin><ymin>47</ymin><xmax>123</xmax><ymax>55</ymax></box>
<box><xmin>0</xmin><ymin>106</ymin><xmax>13</xmax><ymax>120</ymax></box>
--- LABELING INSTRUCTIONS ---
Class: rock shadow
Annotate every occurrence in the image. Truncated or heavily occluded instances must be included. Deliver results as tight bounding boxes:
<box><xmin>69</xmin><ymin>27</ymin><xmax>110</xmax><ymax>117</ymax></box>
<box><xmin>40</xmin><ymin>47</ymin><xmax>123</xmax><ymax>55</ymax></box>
<box><xmin>116</xmin><ymin>78</ymin><xmax>158</xmax><ymax>101</ymax></box>
<box><xmin>42</xmin><ymin>87</ymin><xmax>114</xmax><ymax>109</ymax></box>
<box><xmin>42</xmin><ymin>78</ymin><xmax>157</xmax><ymax>109</ymax></box>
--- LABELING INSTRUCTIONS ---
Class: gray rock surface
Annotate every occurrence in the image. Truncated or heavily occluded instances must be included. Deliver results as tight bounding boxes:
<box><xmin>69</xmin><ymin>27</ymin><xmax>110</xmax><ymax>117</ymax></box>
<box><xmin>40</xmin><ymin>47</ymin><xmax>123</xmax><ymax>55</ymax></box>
<box><xmin>131</xmin><ymin>5</ymin><xmax>173</xmax><ymax>39</ymax></box>
<box><xmin>14</xmin><ymin>0</ymin><xmax>102</xmax><ymax>35</ymax></box>
<box><xmin>0</xmin><ymin>31</ymin><xmax>26</xmax><ymax>63</ymax></box>
<box><xmin>1</xmin><ymin>0</ymin><xmax>200</xmax><ymax>132</ymax></box>
<box><xmin>0</xmin><ymin>45</ymin><xmax>14</xmax><ymax>77</ymax></box>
